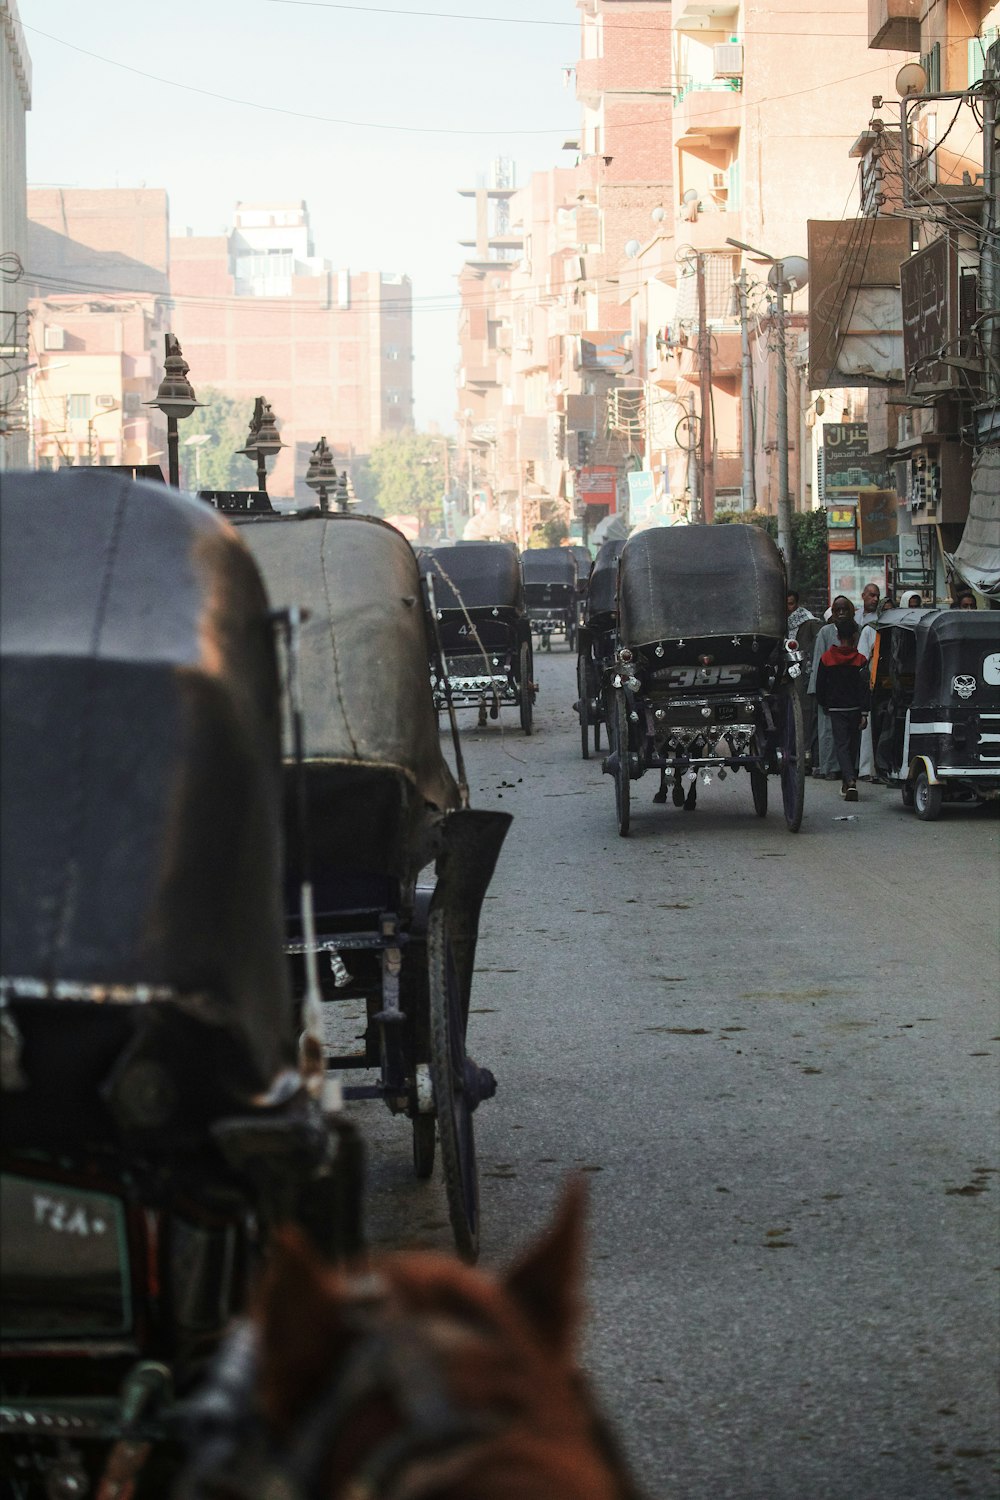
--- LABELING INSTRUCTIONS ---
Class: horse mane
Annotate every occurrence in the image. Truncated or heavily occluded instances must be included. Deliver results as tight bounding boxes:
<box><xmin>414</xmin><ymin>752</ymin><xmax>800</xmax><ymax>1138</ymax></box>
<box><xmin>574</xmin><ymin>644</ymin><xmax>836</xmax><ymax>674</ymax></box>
<box><xmin>253</xmin><ymin>1180</ymin><xmax>642</xmax><ymax>1500</ymax></box>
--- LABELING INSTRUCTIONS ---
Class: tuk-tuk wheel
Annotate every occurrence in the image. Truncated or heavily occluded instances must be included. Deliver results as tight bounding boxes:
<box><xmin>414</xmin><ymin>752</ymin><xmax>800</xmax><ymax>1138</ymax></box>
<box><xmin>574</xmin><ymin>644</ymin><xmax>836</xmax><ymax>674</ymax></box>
<box><xmin>913</xmin><ymin>771</ymin><xmax>943</xmax><ymax>821</ymax></box>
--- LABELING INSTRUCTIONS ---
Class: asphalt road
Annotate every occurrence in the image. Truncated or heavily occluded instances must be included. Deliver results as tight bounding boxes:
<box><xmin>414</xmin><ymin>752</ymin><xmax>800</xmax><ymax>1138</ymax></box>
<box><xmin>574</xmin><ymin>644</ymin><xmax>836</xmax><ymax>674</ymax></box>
<box><xmin>349</xmin><ymin>642</ymin><xmax>1000</xmax><ymax>1500</ymax></box>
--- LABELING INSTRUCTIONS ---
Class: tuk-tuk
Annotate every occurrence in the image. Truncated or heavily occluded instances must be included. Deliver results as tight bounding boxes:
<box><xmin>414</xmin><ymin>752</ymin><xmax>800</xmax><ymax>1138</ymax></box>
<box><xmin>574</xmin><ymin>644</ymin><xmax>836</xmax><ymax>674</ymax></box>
<box><xmin>871</xmin><ymin>607</ymin><xmax>1000</xmax><ymax>819</ymax></box>
<box><xmin>575</xmin><ymin>537</ymin><xmax>626</xmax><ymax>759</ymax></box>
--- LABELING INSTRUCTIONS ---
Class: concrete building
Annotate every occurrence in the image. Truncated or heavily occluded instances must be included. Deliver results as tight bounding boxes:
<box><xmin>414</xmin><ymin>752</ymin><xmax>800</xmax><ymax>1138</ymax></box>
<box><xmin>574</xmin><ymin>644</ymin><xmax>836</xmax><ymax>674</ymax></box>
<box><xmin>25</xmin><ymin>189</ymin><xmax>170</xmax><ymax>472</ymax></box>
<box><xmin>170</xmin><ymin>202</ymin><xmax>413</xmax><ymax>500</ymax></box>
<box><xmin>1</xmin><ymin>0</ymin><xmax>32</xmax><ymax>469</ymax></box>
<box><xmin>808</xmin><ymin>0</ymin><xmax>999</xmax><ymax>601</ymax></box>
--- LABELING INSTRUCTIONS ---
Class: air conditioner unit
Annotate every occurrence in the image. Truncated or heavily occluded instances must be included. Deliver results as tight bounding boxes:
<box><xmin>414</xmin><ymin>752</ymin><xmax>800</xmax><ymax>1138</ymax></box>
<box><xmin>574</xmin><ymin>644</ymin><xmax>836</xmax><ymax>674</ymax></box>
<box><xmin>564</xmin><ymin>255</ymin><xmax>585</xmax><ymax>282</ymax></box>
<box><xmin>43</xmin><ymin>326</ymin><xmax>65</xmax><ymax>351</ymax></box>
<box><xmin>95</xmin><ymin>394</ymin><xmax>116</xmax><ymax>408</ymax></box>
<box><xmin>124</xmin><ymin>392</ymin><xmax>142</xmax><ymax>414</ymax></box>
<box><xmin>713</xmin><ymin>42</ymin><xmax>743</xmax><ymax>78</ymax></box>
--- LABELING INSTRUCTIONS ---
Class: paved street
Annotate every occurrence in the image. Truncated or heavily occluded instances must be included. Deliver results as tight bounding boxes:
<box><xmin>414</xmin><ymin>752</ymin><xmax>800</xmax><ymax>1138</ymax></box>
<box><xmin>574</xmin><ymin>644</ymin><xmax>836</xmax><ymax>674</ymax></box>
<box><xmin>355</xmin><ymin>643</ymin><xmax>999</xmax><ymax>1500</ymax></box>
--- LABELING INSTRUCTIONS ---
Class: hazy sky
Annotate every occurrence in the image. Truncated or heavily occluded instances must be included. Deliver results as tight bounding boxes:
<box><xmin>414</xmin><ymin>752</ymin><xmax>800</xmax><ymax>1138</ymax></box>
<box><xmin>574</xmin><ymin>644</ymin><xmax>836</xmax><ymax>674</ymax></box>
<box><xmin>22</xmin><ymin>0</ymin><xmax>581</xmax><ymax>430</ymax></box>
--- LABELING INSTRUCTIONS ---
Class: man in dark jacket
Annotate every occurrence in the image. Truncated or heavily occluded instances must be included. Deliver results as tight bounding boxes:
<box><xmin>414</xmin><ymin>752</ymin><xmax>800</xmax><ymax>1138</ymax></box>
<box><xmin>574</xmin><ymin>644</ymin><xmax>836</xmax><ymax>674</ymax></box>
<box><xmin>815</xmin><ymin>617</ymin><xmax>871</xmax><ymax>801</ymax></box>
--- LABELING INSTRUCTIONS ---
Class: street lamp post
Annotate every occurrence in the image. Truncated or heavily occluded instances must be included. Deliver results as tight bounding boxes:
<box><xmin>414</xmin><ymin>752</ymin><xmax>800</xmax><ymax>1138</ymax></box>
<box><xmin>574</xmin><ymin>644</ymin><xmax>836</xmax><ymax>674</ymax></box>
<box><xmin>726</xmin><ymin>238</ymin><xmax>808</xmax><ymax>568</ymax></box>
<box><xmin>238</xmin><ymin>397</ymin><xmax>284</xmax><ymax>497</ymax></box>
<box><xmin>304</xmin><ymin>435</ymin><xmax>338</xmax><ymax>511</ymax></box>
<box><xmin>183</xmin><ymin>432</ymin><xmax>212</xmax><ymax>489</ymax></box>
<box><xmin>145</xmin><ymin>334</ymin><xmax>202</xmax><ymax>488</ymax></box>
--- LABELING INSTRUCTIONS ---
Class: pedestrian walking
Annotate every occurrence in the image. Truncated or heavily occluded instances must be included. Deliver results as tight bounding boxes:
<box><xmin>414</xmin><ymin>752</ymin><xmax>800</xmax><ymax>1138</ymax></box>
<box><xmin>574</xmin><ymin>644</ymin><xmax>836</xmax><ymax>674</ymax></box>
<box><xmin>788</xmin><ymin>591</ymin><xmax>820</xmax><ymax>773</ymax></box>
<box><xmin>815</xmin><ymin>617</ymin><xmax>871</xmax><ymax>801</ymax></box>
<box><xmin>808</xmin><ymin>596</ymin><xmax>856</xmax><ymax>779</ymax></box>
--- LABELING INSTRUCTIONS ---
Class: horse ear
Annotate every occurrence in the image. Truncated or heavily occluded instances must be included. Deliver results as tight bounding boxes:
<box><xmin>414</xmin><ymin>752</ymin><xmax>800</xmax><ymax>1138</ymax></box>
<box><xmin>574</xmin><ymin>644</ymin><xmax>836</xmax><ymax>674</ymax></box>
<box><xmin>503</xmin><ymin>1178</ymin><xmax>586</xmax><ymax>1356</ymax></box>
<box><xmin>255</xmin><ymin>1228</ymin><xmax>347</xmax><ymax>1428</ymax></box>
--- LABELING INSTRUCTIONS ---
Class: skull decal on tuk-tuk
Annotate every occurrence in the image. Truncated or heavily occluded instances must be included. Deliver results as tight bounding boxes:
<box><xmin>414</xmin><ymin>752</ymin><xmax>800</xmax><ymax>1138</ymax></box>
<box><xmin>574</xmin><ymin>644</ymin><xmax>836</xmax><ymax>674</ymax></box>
<box><xmin>952</xmin><ymin>674</ymin><xmax>977</xmax><ymax>699</ymax></box>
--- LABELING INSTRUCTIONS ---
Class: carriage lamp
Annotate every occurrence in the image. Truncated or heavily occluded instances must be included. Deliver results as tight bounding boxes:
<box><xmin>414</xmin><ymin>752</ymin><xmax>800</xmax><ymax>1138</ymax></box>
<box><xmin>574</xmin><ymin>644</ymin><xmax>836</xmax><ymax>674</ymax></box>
<box><xmin>698</xmin><ymin>654</ymin><xmax>715</xmax><ymax>666</ymax></box>
<box><xmin>620</xmin><ymin>648</ymin><xmax>634</xmax><ymax>663</ymax></box>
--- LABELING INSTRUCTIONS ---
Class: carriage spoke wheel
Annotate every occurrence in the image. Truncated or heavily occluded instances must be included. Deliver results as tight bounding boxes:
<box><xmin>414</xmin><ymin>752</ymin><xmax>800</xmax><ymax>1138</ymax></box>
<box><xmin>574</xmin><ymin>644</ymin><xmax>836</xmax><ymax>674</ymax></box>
<box><xmin>613</xmin><ymin>690</ymin><xmax>631</xmax><ymax>837</ymax></box>
<box><xmin>779</xmin><ymin>691</ymin><xmax>805</xmax><ymax>833</ymax></box>
<box><xmin>412</xmin><ymin>1114</ymin><xmax>435</xmax><ymax>1179</ymax></box>
<box><xmin>577</xmin><ymin>653</ymin><xmax>591</xmax><ymax>760</ymax></box>
<box><xmin>427</xmin><ymin>909</ymin><xmax>481</xmax><ymax>1262</ymax></box>
<box><xmin>518</xmin><ymin>642</ymin><xmax>533</xmax><ymax>736</ymax></box>
<box><xmin>750</xmin><ymin>754</ymin><xmax>768</xmax><ymax>817</ymax></box>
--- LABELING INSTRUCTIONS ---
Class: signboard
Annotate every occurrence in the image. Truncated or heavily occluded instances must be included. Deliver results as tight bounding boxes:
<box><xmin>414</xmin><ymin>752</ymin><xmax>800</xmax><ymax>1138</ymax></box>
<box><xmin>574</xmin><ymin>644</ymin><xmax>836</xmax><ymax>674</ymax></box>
<box><xmin>901</xmin><ymin>238</ymin><xmax>959</xmax><ymax>394</ymax></box>
<box><xmin>858</xmin><ymin>488</ymin><xmax>899</xmax><ymax>555</ymax></box>
<box><xmin>822</xmin><ymin>423</ymin><xmax>891</xmax><ymax>491</ymax></box>
<box><xmin>626</xmin><ymin>470</ymin><xmax>655</xmax><ymax>526</ymax></box>
<box><xmin>827</xmin><ymin>500</ymin><xmax>857</xmax><ymax>552</ymax></box>
<box><xmin>578</xmin><ymin>465</ymin><xmax>617</xmax><ymax>511</ymax></box>
<box><xmin>828</xmin><ymin>554</ymin><xmax>888</xmax><ymax>608</ymax></box>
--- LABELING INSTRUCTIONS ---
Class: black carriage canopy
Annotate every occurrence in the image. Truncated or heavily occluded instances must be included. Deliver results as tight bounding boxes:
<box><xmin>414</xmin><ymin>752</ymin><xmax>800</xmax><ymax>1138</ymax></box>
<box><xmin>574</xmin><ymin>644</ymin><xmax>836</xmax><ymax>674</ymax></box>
<box><xmin>419</xmin><ymin>541</ymin><xmax>524</xmax><ymax>613</ymax></box>
<box><xmin>877</xmin><ymin>608</ymin><xmax>1000</xmax><ymax>706</ymax></box>
<box><xmin>586</xmin><ymin>538</ymin><xmax>627</xmax><ymax>620</ymax></box>
<box><xmin>0</xmin><ymin>469</ymin><xmax>294</xmax><ymax>1100</ymax></box>
<box><xmin>521</xmin><ymin>547</ymin><xmax>578</xmax><ymax>586</ymax></box>
<box><xmin>618</xmin><ymin>523</ymin><xmax>786</xmax><ymax>650</ymax></box>
<box><xmin>237</xmin><ymin>513</ymin><xmax>460</xmax><ymax>882</ymax></box>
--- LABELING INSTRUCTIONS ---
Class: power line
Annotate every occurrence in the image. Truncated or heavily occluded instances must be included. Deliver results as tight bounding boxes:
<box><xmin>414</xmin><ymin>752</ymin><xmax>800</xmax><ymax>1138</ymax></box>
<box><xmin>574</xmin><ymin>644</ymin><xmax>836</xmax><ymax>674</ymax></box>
<box><xmin>268</xmin><ymin>0</ymin><xmax>874</xmax><ymax>33</ymax></box>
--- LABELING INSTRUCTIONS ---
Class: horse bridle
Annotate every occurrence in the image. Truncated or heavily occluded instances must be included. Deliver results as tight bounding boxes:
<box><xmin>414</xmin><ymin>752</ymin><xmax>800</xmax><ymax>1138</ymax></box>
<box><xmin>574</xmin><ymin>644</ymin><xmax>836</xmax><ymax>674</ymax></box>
<box><xmin>178</xmin><ymin>1273</ymin><xmax>508</xmax><ymax>1500</ymax></box>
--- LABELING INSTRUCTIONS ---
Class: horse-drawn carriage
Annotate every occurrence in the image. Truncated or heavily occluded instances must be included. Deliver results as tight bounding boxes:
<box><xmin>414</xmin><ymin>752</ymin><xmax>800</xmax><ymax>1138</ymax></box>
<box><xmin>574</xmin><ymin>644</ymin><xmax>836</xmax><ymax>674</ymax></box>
<box><xmin>418</xmin><ymin>541</ymin><xmax>535</xmax><ymax>734</ymax></box>
<box><xmin>602</xmin><ymin>524</ymin><xmax>805</xmax><ymax>836</ymax></box>
<box><xmin>870</xmin><ymin>606</ymin><xmax>1000</xmax><ymax>819</ymax></box>
<box><xmin>521</xmin><ymin>547</ymin><xmax>578</xmax><ymax>651</ymax></box>
<box><xmin>575</xmin><ymin>538</ymin><xmax>626</xmax><ymax>760</ymax></box>
<box><xmin>234</xmin><ymin>514</ymin><xmax>511</xmax><ymax>1261</ymax></box>
<box><xmin>1</xmin><ymin>471</ymin><xmax>360</xmax><ymax>1498</ymax></box>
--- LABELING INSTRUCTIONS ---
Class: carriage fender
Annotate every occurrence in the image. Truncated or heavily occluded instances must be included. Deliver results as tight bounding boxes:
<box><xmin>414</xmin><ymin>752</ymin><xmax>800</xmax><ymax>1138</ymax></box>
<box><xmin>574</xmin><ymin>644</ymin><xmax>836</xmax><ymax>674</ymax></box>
<box><xmin>432</xmin><ymin>809</ymin><xmax>512</xmax><ymax>1009</ymax></box>
<box><xmin>907</xmin><ymin>755</ymin><xmax>940</xmax><ymax>786</ymax></box>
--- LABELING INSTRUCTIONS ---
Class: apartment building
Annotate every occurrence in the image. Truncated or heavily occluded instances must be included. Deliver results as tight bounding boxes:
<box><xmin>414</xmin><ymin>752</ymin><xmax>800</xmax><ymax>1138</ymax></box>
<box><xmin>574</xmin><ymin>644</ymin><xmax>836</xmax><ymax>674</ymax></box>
<box><xmin>170</xmin><ymin>203</ymin><xmax>413</xmax><ymax>500</ymax></box>
<box><xmin>25</xmin><ymin>190</ymin><xmax>170</xmax><ymax>471</ymax></box>
<box><xmin>0</xmin><ymin>0</ymin><xmax>31</xmax><ymax>469</ymax></box>
<box><xmin>809</xmin><ymin>0</ymin><xmax>999</xmax><ymax>600</ymax></box>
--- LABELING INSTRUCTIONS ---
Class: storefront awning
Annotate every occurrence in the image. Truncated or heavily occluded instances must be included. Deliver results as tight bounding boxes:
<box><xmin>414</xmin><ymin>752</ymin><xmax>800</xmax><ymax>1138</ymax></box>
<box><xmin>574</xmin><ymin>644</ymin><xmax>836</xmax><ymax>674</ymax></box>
<box><xmin>947</xmin><ymin>447</ymin><xmax>1000</xmax><ymax>596</ymax></box>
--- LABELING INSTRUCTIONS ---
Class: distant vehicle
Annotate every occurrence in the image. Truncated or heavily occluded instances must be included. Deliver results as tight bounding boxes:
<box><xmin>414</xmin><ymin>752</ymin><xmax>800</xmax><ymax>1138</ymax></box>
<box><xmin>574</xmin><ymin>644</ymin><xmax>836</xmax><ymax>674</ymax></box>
<box><xmin>871</xmin><ymin>606</ymin><xmax>1000</xmax><ymax>819</ymax></box>
<box><xmin>521</xmin><ymin>547</ymin><xmax>578</xmax><ymax>651</ymax></box>
<box><xmin>576</xmin><ymin>537</ymin><xmax>626</xmax><ymax>759</ymax></box>
<box><xmin>602</xmin><ymin>524</ymin><xmax>806</xmax><ymax>836</ymax></box>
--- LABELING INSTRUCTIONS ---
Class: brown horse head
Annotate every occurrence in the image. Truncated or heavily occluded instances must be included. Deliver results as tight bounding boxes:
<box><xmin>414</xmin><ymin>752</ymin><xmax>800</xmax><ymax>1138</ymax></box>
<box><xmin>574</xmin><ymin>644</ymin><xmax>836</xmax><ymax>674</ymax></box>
<box><xmin>247</xmin><ymin>1179</ymin><xmax>639</xmax><ymax>1500</ymax></box>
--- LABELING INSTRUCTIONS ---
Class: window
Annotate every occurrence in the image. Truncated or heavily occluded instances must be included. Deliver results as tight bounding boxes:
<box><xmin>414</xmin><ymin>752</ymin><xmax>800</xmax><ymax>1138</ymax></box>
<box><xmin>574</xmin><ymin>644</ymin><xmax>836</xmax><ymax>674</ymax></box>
<box><xmin>385</xmin><ymin>346</ymin><xmax>399</xmax><ymax>360</ymax></box>
<box><xmin>67</xmin><ymin>394</ymin><xmax>89</xmax><ymax>421</ymax></box>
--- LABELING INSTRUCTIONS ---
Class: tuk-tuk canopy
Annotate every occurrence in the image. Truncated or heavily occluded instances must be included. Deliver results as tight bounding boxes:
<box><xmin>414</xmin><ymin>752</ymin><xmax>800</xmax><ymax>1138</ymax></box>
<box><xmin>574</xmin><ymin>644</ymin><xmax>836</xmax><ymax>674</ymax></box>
<box><xmin>618</xmin><ymin>523</ymin><xmax>786</xmax><ymax>649</ymax></box>
<box><xmin>239</xmin><ymin>513</ymin><xmax>458</xmax><ymax>813</ymax></box>
<box><xmin>877</xmin><ymin>607</ymin><xmax>1000</xmax><ymax>706</ymax></box>
<box><xmin>0</xmin><ymin>470</ymin><xmax>294</xmax><ymax>1093</ymax></box>
<box><xmin>586</xmin><ymin>538</ymin><xmax>626</xmax><ymax>620</ymax></box>
<box><xmin>521</xmin><ymin>547</ymin><xmax>578</xmax><ymax>586</ymax></box>
<box><xmin>419</xmin><ymin>542</ymin><xmax>523</xmax><ymax>613</ymax></box>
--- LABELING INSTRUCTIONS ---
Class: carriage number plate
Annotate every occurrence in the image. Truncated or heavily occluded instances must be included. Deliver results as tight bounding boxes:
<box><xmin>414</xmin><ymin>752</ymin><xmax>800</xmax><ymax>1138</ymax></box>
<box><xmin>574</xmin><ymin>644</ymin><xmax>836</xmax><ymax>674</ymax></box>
<box><xmin>656</xmin><ymin>666</ymin><xmax>746</xmax><ymax>687</ymax></box>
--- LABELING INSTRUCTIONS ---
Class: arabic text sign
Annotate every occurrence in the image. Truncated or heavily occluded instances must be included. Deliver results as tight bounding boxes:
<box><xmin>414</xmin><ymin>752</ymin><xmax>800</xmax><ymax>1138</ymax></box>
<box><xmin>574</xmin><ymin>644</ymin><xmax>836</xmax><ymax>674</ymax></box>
<box><xmin>822</xmin><ymin>423</ymin><xmax>891</xmax><ymax>491</ymax></box>
<box><xmin>901</xmin><ymin>239</ymin><xmax>958</xmax><ymax>394</ymax></box>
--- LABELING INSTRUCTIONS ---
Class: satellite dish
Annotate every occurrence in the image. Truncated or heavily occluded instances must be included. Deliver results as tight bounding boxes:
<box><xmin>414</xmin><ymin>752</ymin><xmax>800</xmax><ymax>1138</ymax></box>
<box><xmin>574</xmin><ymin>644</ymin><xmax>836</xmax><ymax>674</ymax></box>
<box><xmin>651</xmin><ymin>205</ymin><xmax>666</xmax><ymax>224</ymax></box>
<box><xmin>896</xmin><ymin>61</ymin><xmax>927</xmax><ymax>97</ymax></box>
<box><xmin>681</xmin><ymin>188</ymin><xmax>699</xmax><ymax>204</ymax></box>
<box><xmin>624</xmin><ymin>238</ymin><xmax>641</xmax><ymax>259</ymax></box>
<box><xmin>767</xmin><ymin>255</ymin><xmax>809</xmax><ymax>294</ymax></box>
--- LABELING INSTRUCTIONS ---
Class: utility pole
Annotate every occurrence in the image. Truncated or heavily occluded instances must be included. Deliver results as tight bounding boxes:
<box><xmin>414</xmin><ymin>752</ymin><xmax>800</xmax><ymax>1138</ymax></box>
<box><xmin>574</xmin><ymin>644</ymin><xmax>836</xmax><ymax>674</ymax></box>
<box><xmin>981</xmin><ymin>59</ymin><xmax>999</xmax><ymax>402</ymax></box>
<box><xmin>696</xmin><ymin>253</ymin><xmax>715</xmax><ymax>523</ymax></box>
<box><xmin>737</xmin><ymin>268</ymin><xmax>756</xmax><ymax>509</ymax></box>
<box><xmin>687</xmin><ymin>392</ymin><xmax>700</xmax><ymax>522</ymax></box>
<box><xmin>772</xmin><ymin>263</ymin><xmax>793</xmax><ymax>568</ymax></box>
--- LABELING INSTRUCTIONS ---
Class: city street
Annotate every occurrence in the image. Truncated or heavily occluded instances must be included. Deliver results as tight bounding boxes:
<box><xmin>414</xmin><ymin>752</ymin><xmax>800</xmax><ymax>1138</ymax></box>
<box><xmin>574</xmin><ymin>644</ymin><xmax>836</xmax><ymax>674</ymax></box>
<box><xmin>358</xmin><ymin>642</ymin><xmax>1000</xmax><ymax>1500</ymax></box>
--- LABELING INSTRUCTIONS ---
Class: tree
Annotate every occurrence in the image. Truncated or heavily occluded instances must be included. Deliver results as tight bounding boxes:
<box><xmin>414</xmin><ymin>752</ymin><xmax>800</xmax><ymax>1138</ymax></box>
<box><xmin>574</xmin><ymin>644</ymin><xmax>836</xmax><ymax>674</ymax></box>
<box><xmin>179</xmin><ymin>387</ymin><xmax>254</xmax><ymax>492</ymax></box>
<box><xmin>367</xmin><ymin>432</ymin><xmax>447</xmax><ymax>527</ymax></box>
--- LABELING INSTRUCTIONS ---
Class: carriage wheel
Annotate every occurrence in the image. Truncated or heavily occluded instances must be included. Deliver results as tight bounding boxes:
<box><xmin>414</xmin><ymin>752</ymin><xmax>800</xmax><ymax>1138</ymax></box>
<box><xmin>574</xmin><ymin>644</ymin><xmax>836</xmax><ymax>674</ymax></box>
<box><xmin>427</xmin><ymin>908</ymin><xmax>481</xmax><ymax>1262</ymax></box>
<box><xmin>412</xmin><ymin>1114</ymin><xmax>435</xmax><ymax>1179</ymax></box>
<box><xmin>613</xmin><ymin>690</ymin><xmax>631</xmax><ymax>837</ymax></box>
<box><xmin>750</xmin><ymin>759</ymin><xmax>768</xmax><ymax>816</ymax></box>
<box><xmin>518</xmin><ymin>642</ymin><xmax>533</xmax><ymax>735</ymax></box>
<box><xmin>594</xmin><ymin>716</ymin><xmax>601</xmax><ymax>753</ymax></box>
<box><xmin>780</xmin><ymin>692</ymin><xmax>805</xmax><ymax>832</ymax></box>
<box><xmin>577</xmin><ymin>653</ymin><xmax>591</xmax><ymax>760</ymax></box>
<box><xmin>913</xmin><ymin>770</ymin><xmax>942</xmax><ymax>821</ymax></box>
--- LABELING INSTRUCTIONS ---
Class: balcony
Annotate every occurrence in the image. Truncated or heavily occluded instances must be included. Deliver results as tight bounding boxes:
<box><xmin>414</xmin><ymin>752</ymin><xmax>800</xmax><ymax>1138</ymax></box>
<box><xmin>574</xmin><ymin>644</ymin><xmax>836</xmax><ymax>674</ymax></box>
<box><xmin>673</xmin><ymin>206</ymin><xmax>742</xmax><ymax>256</ymax></box>
<box><xmin>672</xmin><ymin>0</ymin><xmax>738</xmax><ymax>34</ymax></box>
<box><xmin>672</xmin><ymin>79</ymin><xmax>741</xmax><ymax>144</ymax></box>
<box><xmin>868</xmin><ymin>0</ymin><xmax>919</xmax><ymax>51</ymax></box>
